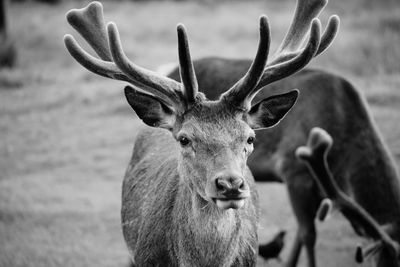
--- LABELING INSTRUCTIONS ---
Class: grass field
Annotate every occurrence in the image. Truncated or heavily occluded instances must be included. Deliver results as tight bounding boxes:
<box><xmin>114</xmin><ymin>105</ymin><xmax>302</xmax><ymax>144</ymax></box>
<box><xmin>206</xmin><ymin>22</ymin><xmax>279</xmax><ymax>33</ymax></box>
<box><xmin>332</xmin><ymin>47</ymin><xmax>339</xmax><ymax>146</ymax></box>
<box><xmin>1</xmin><ymin>0</ymin><xmax>399</xmax><ymax>266</ymax></box>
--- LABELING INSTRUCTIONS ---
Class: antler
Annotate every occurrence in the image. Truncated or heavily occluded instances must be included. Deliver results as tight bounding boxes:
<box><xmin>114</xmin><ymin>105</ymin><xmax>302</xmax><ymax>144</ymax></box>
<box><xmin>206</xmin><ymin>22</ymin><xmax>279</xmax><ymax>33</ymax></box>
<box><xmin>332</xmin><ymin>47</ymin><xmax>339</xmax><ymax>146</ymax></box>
<box><xmin>64</xmin><ymin>1</ymin><xmax>198</xmax><ymax>110</ymax></box>
<box><xmin>177</xmin><ymin>24</ymin><xmax>198</xmax><ymax>104</ymax></box>
<box><xmin>222</xmin><ymin>0</ymin><xmax>340</xmax><ymax>108</ymax></box>
<box><xmin>219</xmin><ymin>15</ymin><xmax>270</xmax><ymax>108</ymax></box>
<box><xmin>65</xmin><ymin>1</ymin><xmax>272</xmax><ymax>111</ymax></box>
<box><xmin>296</xmin><ymin>127</ymin><xmax>400</xmax><ymax>264</ymax></box>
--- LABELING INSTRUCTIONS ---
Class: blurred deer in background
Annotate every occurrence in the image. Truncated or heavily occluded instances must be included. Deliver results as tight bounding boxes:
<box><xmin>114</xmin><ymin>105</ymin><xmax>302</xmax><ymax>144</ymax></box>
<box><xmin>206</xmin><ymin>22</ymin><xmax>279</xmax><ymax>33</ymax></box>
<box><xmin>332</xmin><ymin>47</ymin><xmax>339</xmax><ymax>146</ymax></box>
<box><xmin>166</xmin><ymin>0</ymin><xmax>400</xmax><ymax>266</ymax></box>
<box><xmin>0</xmin><ymin>0</ymin><xmax>16</xmax><ymax>68</ymax></box>
<box><xmin>296</xmin><ymin>128</ymin><xmax>400</xmax><ymax>267</ymax></box>
<box><xmin>64</xmin><ymin>0</ymin><xmax>336</xmax><ymax>265</ymax></box>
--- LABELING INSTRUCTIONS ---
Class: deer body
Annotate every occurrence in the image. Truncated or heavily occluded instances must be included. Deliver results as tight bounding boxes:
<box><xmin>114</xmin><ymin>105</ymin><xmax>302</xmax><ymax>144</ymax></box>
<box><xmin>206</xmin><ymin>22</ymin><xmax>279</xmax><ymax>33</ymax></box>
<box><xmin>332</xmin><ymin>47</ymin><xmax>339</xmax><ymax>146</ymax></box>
<box><xmin>169</xmin><ymin>59</ymin><xmax>400</xmax><ymax>266</ymax></box>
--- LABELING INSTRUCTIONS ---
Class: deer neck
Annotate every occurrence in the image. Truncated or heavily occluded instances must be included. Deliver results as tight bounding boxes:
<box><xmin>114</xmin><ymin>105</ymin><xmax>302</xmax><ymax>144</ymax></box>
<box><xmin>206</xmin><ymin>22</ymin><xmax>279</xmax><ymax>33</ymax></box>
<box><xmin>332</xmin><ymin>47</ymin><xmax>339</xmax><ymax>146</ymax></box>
<box><xmin>179</xmin><ymin>180</ymin><xmax>242</xmax><ymax>233</ymax></box>
<box><xmin>171</xmin><ymin>181</ymin><xmax>257</xmax><ymax>266</ymax></box>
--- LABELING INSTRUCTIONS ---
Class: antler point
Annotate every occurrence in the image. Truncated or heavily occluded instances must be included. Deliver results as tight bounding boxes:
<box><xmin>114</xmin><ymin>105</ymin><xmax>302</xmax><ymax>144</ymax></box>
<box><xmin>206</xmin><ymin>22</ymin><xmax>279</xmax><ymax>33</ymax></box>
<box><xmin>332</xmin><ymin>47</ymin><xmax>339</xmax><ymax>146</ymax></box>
<box><xmin>317</xmin><ymin>198</ymin><xmax>332</xmax><ymax>221</ymax></box>
<box><xmin>177</xmin><ymin>23</ymin><xmax>186</xmax><ymax>34</ymax></box>
<box><xmin>312</xmin><ymin>18</ymin><xmax>322</xmax><ymax>29</ymax></box>
<box><xmin>85</xmin><ymin>1</ymin><xmax>104</xmax><ymax>14</ymax></box>
<box><xmin>291</xmin><ymin>88</ymin><xmax>299</xmax><ymax>97</ymax></box>
<box><xmin>259</xmin><ymin>15</ymin><xmax>268</xmax><ymax>22</ymax></box>
<box><xmin>63</xmin><ymin>34</ymin><xmax>73</xmax><ymax>43</ymax></box>
<box><xmin>295</xmin><ymin>146</ymin><xmax>312</xmax><ymax>160</ymax></box>
<box><xmin>65</xmin><ymin>8</ymin><xmax>77</xmax><ymax>22</ymax></box>
<box><xmin>331</xmin><ymin>14</ymin><xmax>341</xmax><ymax>24</ymax></box>
<box><xmin>90</xmin><ymin>1</ymin><xmax>103</xmax><ymax>8</ymax></box>
<box><xmin>259</xmin><ymin>15</ymin><xmax>269</xmax><ymax>31</ymax></box>
<box><xmin>355</xmin><ymin>245</ymin><xmax>364</xmax><ymax>263</ymax></box>
<box><xmin>107</xmin><ymin>22</ymin><xmax>118</xmax><ymax>34</ymax></box>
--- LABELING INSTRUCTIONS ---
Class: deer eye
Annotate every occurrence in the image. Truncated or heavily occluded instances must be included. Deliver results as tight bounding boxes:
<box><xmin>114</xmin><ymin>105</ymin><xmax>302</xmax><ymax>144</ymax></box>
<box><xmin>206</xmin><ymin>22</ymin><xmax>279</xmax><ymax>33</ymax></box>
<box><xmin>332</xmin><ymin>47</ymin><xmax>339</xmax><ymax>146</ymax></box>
<box><xmin>247</xmin><ymin>136</ymin><xmax>255</xmax><ymax>145</ymax></box>
<box><xmin>178</xmin><ymin>136</ymin><xmax>191</xmax><ymax>147</ymax></box>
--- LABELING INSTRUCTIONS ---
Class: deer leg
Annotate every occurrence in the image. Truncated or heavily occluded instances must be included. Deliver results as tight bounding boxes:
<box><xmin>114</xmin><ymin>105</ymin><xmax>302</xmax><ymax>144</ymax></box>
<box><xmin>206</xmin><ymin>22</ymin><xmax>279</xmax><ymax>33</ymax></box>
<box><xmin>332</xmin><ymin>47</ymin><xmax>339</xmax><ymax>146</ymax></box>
<box><xmin>285</xmin><ymin>172</ymin><xmax>320</xmax><ymax>267</ymax></box>
<box><xmin>285</xmin><ymin>229</ymin><xmax>302</xmax><ymax>267</ymax></box>
<box><xmin>285</xmin><ymin>215</ymin><xmax>317</xmax><ymax>267</ymax></box>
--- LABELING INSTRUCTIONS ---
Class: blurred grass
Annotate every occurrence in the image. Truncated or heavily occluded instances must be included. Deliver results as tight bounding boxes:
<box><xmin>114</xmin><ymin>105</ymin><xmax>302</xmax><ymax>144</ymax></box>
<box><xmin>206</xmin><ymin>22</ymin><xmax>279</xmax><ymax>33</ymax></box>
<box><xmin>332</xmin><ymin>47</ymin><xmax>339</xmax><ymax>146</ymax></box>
<box><xmin>0</xmin><ymin>0</ymin><xmax>399</xmax><ymax>266</ymax></box>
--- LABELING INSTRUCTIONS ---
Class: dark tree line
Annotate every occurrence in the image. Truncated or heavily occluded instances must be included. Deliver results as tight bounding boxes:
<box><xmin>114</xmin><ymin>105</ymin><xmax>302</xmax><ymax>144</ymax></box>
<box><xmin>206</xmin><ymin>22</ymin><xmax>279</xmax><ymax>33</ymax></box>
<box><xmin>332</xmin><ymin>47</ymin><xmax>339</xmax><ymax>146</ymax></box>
<box><xmin>0</xmin><ymin>0</ymin><xmax>16</xmax><ymax>68</ymax></box>
<box><xmin>11</xmin><ymin>0</ymin><xmax>61</xmax><ymax>3</ymax></box>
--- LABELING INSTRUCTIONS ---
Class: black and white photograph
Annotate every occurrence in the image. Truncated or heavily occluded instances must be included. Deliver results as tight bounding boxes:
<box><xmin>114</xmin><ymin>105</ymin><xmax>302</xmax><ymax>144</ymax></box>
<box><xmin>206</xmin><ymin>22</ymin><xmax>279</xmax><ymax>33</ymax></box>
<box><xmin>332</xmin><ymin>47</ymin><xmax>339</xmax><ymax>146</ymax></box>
<box><xmin>1</xmin><ymin>0</ymin><xmax>399</xmax><ymax>266</ymax></box>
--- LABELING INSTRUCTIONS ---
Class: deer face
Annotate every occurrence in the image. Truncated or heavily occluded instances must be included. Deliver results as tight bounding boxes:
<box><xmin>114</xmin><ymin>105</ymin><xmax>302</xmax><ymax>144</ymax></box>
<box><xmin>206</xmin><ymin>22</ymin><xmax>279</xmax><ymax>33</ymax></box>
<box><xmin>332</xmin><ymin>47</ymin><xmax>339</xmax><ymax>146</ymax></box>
<box><xmin>124</xmin><ymin>89</ymin><xmax>298</xmax><ymax>210</ymax></box>
<box><xmin>175</xmin><ymin>103</ymin><xmax>254</xmax><ymax>210</ymax></box>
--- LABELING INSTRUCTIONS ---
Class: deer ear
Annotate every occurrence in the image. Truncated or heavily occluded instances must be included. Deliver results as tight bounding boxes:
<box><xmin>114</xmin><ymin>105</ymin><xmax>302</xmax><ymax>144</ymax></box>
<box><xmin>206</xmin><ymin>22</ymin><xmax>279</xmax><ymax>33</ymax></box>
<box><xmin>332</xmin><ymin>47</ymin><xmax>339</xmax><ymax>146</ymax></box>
<box><xmin>124</xmin><ymin>86</ymin><xmax>176</xmax><ymax>130</ymax></box>
<box><xmin>248</xmin><ymin>90</ymin><xmax>298</xmax><ymax>129</ymax></box>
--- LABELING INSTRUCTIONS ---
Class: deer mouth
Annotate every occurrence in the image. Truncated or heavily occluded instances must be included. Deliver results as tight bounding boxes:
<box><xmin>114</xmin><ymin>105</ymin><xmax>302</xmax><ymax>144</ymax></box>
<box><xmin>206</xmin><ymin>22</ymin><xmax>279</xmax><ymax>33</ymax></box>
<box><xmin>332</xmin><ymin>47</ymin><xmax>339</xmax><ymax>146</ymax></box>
<box><xmin>212</xmin><ymin>197</ymin><xmax>246</xmax><ymax>210</ymax></box>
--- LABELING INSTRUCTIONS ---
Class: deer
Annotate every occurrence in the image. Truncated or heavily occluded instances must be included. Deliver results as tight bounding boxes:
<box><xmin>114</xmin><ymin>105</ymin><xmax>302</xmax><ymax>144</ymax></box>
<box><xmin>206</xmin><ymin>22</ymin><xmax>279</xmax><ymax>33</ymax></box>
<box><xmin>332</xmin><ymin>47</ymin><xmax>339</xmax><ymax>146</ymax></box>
<box><xmin>161</xmin><ymin>0</ymin><xmax>400</xmax><ymax>266</ymax></box>
<box><xmin>296</xmin><ymin>127</ymin><xmax>400</xmax><ymax>266</ymax></box>
<box><xmin>63</xmin><ymin>0</ymin><xmax>337</xmax><ymax>266</ymax></box>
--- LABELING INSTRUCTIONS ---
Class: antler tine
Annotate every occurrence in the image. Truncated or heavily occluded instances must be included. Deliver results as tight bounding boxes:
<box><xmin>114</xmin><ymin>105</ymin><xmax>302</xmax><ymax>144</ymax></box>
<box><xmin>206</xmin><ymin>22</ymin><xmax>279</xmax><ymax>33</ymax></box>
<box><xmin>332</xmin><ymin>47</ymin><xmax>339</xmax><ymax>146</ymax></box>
<box><xmin>64</xmin><ymin>1</ymin><xmax>125</xmax><ymax>82</ymax></box>
<box><xmin>275</xmin><ymin>0</ymin><xmax>327</xmax><ymax>56</ymax></box>
<box><xmin>316</xmin><ymin>198</ymin><xmax>332</xmax><ymax>222</ymax></box>
<box><xmin>316</xmin><ymin>15</ymin><xmax>340</xmax><ymax>56</ymax></box>
<box><xmin>64</xmin><ymin>33</ymin><xmax>165</xmax><ymax>98</ymax></box>
<box><xmin>268</xmin><ymin>14</ymin><xmax>339</xmax><ymax>66</ymax></box>
<box><xmin>64</xmin><ymin>34</ymin><xmax>122</xmax><ymax>79</ymax></box>
<box><xmin>252</xmin><ymin>19</ymin><xmax>321</xmax><ymax>95</ymax></box>
<box><xmin>226</xmin><ymin>0</ymin><xmax>339</xmax><ymax>105</ymax></box>
<box><xmin>66</xmin><ymin>1</ymin><xmax>112</xmax><ymax>61</ymax></box>
<box><xmin>107</xmin><ymin>22</ymin><xmax>183</xmax><ymax>106</ymax></box>
<box><xmin>220</xmin><ymin>0</ymin><xmax>340</xmax><ymax>107</ymax></box>
<box><xmin>65</xmin><ymin>1</ymin><xmax>189</xmax><ymax>109</ymax></box>
<box><xmin>296</xmin><ymin>127</ymin><xmax>400</xmax><ymax>262</ymax></box>
<box><xmin>221</xmin><ymin>16</ymin><xmax>270</xmax><ymax>109</ymax></box>
<box><xmin>64</xmin><ymin>3</ymin><xmax>150</xmax><ymax>89</ymax></box>
<box><xmin>65</xmin><ymin>32</ymin><xmax>179</xmax><ymax>106</ymax></box>
<box><xmin>270</xmin><ymin>0</ymin><xmax>340</xmax><ymax>66</ymax></box>
<box><xmin>177</xmin><ymin>24</ymin><xmax>198</xmax><ymax>104</ymax></box>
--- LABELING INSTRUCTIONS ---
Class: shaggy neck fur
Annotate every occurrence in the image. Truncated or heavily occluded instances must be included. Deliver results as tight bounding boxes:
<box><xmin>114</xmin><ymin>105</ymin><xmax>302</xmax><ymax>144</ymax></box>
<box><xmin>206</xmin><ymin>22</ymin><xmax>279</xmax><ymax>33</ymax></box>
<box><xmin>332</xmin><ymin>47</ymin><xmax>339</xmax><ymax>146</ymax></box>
<box><xmin>170</xmin><ymin>182</ymin><xmax>257</xmax><ymax>267</ymax></box>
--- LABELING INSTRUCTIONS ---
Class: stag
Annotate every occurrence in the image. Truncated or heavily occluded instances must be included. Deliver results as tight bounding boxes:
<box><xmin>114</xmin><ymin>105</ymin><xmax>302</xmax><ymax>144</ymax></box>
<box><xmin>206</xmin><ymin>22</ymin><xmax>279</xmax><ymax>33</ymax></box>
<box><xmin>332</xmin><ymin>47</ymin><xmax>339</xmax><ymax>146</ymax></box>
<box><xmin>164</xmin><ymin>0</ymin><xmax>400</xmax><ymax>266</ymax></box>
<box><xmin>64</xmin><ymin>0</ymin><xmax>337</xmax><ymax>265</ymax></box>
<box><xmin>297</xmin><ymin>128</ymin><xmax>400</xmax><ymax>266</ymax></box>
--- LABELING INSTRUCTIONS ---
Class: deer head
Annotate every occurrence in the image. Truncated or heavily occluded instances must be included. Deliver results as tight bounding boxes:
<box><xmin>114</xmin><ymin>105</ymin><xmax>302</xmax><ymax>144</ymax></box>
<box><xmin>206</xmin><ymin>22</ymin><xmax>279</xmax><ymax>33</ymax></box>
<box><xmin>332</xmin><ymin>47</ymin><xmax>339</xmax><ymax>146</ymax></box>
<box><xmin>297</xmin><ymin>127</ymin><xmax>400</xmax><ymax>266</ymax></box>
<box><xmin>64</xmin><ymin>1</ymin><xmax>338</xmax><ymax>210</ymax></box>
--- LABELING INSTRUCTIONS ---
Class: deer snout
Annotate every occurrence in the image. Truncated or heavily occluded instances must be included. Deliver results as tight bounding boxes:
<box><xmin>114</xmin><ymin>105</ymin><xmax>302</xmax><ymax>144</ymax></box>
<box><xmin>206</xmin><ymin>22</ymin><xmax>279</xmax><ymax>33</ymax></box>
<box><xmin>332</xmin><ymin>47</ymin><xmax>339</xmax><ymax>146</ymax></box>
<box><xmin>216</xmin><ymin>176</ymin><xmax>245</xmax><ymax>193</ymax></box>
<box><xmin>211</xmin><ymin>172</ymin><xmax>250</xmax><ymax>210</ymax></box>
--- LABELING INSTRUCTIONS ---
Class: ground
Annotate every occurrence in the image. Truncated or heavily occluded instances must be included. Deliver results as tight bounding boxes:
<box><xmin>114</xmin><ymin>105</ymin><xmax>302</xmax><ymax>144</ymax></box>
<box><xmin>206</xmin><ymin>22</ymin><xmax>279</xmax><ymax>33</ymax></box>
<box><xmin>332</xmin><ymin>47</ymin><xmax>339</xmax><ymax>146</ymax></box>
<box><xmin>0</xmin><ymin>0</ymin><xmax>399</xmax><ymax>266</ymax></box>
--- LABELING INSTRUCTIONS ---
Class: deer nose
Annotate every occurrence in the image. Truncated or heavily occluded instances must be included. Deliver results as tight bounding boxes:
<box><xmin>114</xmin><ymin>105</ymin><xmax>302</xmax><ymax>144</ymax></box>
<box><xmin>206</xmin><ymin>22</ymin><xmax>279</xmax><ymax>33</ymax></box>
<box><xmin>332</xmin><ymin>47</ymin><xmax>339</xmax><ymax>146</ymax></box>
<box><xmin>215</xmin><ymin>172</ymin><xmax>247</xmax><ymax>196</ymax></box>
